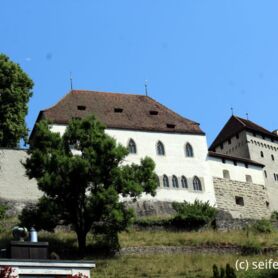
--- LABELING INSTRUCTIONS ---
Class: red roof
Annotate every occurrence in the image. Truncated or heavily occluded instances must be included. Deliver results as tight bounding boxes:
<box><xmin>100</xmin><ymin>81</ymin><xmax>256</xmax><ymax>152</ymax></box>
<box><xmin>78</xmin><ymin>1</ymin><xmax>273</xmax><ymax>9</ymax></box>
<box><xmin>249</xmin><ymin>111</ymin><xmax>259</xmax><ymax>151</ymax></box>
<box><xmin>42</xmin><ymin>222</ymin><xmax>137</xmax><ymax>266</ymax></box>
<box><xmin>30</xmin><ymin>90</ymin><xmax>205</xmax><ymax>142</ymax></box>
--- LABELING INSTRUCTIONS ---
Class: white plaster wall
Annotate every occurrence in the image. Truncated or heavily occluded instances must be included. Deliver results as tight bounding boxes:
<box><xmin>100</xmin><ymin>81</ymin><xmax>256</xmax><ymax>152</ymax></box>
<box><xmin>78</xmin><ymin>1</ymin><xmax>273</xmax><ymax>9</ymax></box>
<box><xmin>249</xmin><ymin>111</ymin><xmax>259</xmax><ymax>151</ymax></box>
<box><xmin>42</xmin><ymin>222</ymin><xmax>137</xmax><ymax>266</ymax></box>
<box><xmin>208</xmin><ymin>156</ymin><xmax>265</xmax><ymax>185</ymax></box>
<box><xmin>214</xmin><ymin>131</ymin><xmax>250</xmax><ymax>159</ymax></box>
<box><xmin>50</xmin><ymin>125</ymin><xmax>216</xmax><ymax>205</ymax></box>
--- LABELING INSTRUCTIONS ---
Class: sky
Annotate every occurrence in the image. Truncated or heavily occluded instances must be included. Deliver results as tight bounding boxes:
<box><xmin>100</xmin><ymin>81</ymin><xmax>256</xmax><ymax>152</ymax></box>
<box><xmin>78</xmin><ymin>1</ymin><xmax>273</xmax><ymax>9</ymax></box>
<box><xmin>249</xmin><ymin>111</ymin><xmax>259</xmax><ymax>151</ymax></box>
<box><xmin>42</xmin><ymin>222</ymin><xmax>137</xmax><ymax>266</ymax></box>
<box><xmin>1</xmin><ymin>1</ymin><xmax>278</xmax><ymax>146</ymax></box>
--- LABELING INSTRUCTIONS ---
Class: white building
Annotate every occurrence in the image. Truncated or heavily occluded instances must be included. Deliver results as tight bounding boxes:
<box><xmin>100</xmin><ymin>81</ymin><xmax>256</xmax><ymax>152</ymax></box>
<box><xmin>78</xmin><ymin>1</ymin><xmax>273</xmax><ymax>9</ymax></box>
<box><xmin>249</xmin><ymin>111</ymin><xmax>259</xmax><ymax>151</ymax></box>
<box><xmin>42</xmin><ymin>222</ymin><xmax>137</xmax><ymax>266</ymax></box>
<box><xmin>0</xmin><ymin>90</ymin><xmax>271</xmax><ymax>219</ymax></box>
<box><xmin>29</xmin><ymin>90</ymin><xmax>217</xmax><ymax>207</ymax></box>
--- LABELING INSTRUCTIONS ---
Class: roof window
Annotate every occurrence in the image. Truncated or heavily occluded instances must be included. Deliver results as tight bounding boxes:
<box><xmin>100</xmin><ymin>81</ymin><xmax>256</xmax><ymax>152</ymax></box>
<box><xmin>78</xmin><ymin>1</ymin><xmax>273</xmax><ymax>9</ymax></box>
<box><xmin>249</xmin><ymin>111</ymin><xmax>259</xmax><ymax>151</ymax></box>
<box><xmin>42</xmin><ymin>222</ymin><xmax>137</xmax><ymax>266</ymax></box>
<box><xmin>77</xmin><ymin>105</ymin><xmax>86</xmax><ymax>111</ymax></box>
<box><xmin>149</xmin><ymin>110</ymin><xmax>159</xmax><ymax>115</ymax></box>
<box><xmin>114</xmin><ymin>108</ymin><xmax>123</xmax><ymax>113</ymax></box>
<box><xmin>166</xmin><ymin>124</ymin><xmax>176</xmax><ymax>129</ymax></box>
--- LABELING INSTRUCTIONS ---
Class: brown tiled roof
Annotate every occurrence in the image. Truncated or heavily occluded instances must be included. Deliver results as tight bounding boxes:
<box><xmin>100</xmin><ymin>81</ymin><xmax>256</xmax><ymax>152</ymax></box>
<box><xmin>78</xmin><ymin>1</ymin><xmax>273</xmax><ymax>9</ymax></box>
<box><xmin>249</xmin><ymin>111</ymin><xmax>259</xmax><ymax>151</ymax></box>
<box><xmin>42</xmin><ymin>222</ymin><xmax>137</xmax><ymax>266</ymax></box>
<box><xmin>30</xmin><ymin>90</ymin><xmax>205</xmax><ymax>141</ymax></box>
<box><xmin>209</xmin><ymin>115</ymin><xmax>278</xmax><ymax>151</ymax></box>
<box><xmin>208</xmin><ymin>151</ymin><xmax>265</xmax><ymax>168</ymax></box>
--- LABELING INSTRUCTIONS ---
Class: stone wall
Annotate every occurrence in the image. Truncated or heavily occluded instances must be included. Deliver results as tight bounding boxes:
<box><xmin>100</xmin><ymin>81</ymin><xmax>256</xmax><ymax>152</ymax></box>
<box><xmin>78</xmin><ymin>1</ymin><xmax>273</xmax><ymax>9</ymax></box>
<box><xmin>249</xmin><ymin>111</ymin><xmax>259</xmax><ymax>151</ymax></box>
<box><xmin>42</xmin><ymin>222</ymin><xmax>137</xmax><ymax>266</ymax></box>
<box><xmin>125</xmin><ymin>200</ymin><xmax>175</xmax><ymax>217</ymax></box>
<box><xmin>213</xmin><ymin>177</ymin><xmax>271</xmax><ymax>219</ymax></box>
<box><xmin>0</xmin><ymin>149</ymin><xmax>42</xmax><ymax>210</ymax></box>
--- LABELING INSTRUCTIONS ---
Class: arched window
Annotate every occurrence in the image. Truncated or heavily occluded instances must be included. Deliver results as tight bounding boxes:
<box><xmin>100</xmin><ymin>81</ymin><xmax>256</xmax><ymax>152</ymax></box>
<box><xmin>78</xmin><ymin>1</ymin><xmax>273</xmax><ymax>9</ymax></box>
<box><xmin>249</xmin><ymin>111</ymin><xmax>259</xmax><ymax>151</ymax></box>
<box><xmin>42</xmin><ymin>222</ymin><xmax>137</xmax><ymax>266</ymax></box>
<box><xmin>128</xmin><ymin>139</ymin><xmax>137</xmax><ymax>154</ymax></box>
<box><xmin>181</xmin><ymin>176</ymin><xmax>188</xmax><ymax>188</ymax></box>
<box><xmin>157</xmin><ymin>141</ymin><xmax>165</xmax><ymax>156</ymax></box>
<box><xmin>223</xmin><ymin>170</ymin><xmax>230</xmax><ymax>179</ymax></box>
<box><xmin>172</xmin><ymin>175</ymin><xmax>179</xmax><ymax>188</ymax></box>
<box><xmin>193</xmin><ymin>176</ymin><xmax>202</xmax><ymax>191</ymax></box>
<box><xmin>185</xmin><ymin>143</ymin><xmax>194</xmax><ymax>157</ymax></box>
<box><xmin>163</xmin><ymin>175</ymin><xmax>169</xmax><ymax>187</ymax></box>
<box><xmin>260</xmin><ymin>151</ymin><xmax>264</xmax><ymax>158</ymax></box>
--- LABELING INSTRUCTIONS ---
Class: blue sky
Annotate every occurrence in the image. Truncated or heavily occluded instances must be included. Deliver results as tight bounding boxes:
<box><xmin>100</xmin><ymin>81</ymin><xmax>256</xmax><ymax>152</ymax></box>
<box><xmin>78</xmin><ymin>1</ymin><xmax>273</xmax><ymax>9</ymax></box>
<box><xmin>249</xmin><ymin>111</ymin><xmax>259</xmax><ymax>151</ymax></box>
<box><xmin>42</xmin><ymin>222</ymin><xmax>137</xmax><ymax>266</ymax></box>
<box><xmin>1</xmin><ymin>1</ymin><xmax>278</xmax><ymax>145</ymax></box>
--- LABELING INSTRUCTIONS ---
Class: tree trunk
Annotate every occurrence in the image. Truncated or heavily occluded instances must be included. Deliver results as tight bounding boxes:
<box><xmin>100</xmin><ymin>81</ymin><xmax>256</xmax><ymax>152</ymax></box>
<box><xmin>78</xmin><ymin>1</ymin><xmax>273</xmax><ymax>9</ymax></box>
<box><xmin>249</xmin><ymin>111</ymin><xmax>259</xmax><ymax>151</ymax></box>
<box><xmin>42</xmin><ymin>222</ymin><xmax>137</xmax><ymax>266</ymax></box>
<box><xmin>77</xmin><ymin>230</ymin><xmax>87</xmax><ymax>257</ymax></box>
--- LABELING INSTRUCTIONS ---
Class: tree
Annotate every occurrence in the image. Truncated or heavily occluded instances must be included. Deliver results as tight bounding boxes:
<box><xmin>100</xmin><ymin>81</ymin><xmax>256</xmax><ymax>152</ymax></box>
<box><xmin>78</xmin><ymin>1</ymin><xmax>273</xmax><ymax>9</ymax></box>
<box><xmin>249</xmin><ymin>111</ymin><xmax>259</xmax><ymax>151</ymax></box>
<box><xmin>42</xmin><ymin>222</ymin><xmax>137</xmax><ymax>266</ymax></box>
<box><xmin>0</xmin><ymin>54</ymin><xmax>33</xmax><ymax>147</ymax></box>
<box><xmin>21</xmin><ymin>116</ymin><xmax>157</xmax><ymax>254</ymax></box>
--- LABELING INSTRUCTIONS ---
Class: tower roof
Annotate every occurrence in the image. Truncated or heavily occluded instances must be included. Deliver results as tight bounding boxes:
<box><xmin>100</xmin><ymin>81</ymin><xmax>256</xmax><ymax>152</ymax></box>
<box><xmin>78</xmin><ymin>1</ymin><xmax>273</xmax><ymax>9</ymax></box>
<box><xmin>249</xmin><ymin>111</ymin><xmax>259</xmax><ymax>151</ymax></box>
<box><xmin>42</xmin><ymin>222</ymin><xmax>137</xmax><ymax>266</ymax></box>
<box><xmin>209</xmin><ymin>115</ymin><xmax>278</xmax><ymax>150</ymax></box>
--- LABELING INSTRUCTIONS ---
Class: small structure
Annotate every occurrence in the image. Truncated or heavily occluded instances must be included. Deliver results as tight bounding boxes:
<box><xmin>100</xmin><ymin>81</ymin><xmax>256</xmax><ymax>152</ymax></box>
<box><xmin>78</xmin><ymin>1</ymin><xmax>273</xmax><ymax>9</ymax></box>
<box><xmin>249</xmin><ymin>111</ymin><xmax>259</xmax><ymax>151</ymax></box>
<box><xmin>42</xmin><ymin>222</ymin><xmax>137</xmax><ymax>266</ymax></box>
<box><xmin>0</xmin><ymin>228</ymin><xmax>96</xmax><ymax>278</ymax></box>
<box><xmin>0</xmin><ymin>259</ymin><xmax>95</xmax><ymax>278</ymax></box>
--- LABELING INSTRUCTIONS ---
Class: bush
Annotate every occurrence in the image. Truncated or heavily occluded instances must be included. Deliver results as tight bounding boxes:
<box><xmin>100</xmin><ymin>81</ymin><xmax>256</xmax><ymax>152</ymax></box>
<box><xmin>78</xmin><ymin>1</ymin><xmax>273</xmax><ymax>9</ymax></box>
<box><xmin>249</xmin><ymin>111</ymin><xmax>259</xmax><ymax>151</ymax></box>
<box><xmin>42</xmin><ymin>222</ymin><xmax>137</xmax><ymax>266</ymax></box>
<box><xmin>241</xmin><ymin>239</ymin><xmax>262</xmax><ymax>255</ymax></box>
<box><xmin>212</xmin><ymin>264</ymin><xmax>236</xmax><ymax>278</ymax></box>
<box><xmin>271</xmin><ymin>211</ymin><xmax>278</xmax><ymax>221</ymax></box>
<box><xmin>172</xmin><ymin>200</ymin><xmax>217</xmax><ymax>230</ymax></box>
<box><xmin>134</xmin><ymin>216</ymin><xmax>172</xmax><ymax>228</ymax></box>
<box><xmin>251</xmin><ymin>219</ymin><xmax>273</xmax><ymax>234</ymax></box>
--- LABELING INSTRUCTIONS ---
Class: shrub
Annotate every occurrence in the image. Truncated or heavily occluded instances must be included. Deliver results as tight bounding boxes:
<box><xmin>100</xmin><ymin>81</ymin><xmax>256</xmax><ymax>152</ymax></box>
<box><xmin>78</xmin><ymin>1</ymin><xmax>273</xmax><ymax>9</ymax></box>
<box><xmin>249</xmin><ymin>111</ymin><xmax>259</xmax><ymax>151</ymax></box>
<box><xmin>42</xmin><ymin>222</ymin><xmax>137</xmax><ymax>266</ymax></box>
<box><xmin>271</xmin><ymin>211</ymin><xmax>278</xmax><ymax>221</ymax></box>
<box><xmin>212</xmin><ymin>264</ymin><xmax>236</xmax><ymax>278</ymax></box>
<box><xmin>241</xmin><ymin>239</ymin><xmax>262</xmax><ymax>255</ymax></box>
<box><xmin>172</xmin><ymin>200</ymin><xmax>217</xmax><ymax>230</ymax></box>
<box><xmin>134</xmin><ymin>216</ymin><xmax>172</xmax><ymax>228</ymax></box>
<box><xmin>0</xmin><ymin>204</ymin><xmax>7</xmax><ymax>220</ymax></box>
<box><xmin>251</xmin><ymin>219</ymin><xmax>273</xmax><ymax>234</ymax></box>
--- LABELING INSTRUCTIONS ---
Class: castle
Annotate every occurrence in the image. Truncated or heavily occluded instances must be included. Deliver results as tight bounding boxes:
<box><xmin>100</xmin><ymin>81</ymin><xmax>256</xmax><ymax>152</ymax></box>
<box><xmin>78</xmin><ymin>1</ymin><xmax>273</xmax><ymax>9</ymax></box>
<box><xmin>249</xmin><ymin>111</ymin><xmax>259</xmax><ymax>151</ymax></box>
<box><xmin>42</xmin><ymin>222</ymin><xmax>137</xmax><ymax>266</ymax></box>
<box><xmin>0</xmin><ymin>90</ymin><xmax>273</xmax><ymax>219</ymax></box>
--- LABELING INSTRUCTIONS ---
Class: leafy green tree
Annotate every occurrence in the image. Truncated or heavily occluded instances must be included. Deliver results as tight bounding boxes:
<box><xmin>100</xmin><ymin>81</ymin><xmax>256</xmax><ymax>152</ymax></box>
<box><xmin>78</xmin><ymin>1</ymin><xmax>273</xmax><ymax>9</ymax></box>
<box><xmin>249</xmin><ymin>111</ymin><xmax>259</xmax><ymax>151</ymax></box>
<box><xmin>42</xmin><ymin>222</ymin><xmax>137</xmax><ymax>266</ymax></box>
<box><xmin>20</xmin><ymin>116</ymin><xmax>157</xmax><ymax>254</ymax></box>
<box><xmin>0</xmin><ymin>54</ymin><xmax>33</xmax><ymax>147</ymax></box>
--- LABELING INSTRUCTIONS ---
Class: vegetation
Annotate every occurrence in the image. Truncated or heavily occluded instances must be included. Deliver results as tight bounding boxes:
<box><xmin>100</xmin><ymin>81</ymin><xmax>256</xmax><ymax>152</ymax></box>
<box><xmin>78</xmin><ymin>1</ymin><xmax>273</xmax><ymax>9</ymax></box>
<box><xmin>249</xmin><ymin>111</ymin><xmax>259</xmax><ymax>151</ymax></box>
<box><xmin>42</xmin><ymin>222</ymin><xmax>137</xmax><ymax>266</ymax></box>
<box><xmin>251</xmin><ymin>220</ymin><xmax>273</xmax><ymax>234</ymax></box>
<box><xmin>92</xmin><ymin>253</ymin><xmax>278</xmax><ymax>278</ymax></box>
<box><xmin>270</xmin><ymin>211</ymin><xmax>278</xmax><ymax>221</ymax></box>
<box><xmin>20</xmin><ymin>116</ymin><xmax>158</xmax><ymax>254</ymax></box>
<box><xmin>0</xmin><ymin>204</ymin><xmax>6</xmax><ymax>221</ymax></box>
<box><xmin>212</xmin><ymin>264</ymin><xmax>236</xmax><ymax>278</ymax></box>
<box><xmin>0</xmin><ymin>53</ymin><xmax>33</xmax><ymax>147</ymax></box>
<box><xmin>172</xmin><ymin>200</ymin><xmax>217</xmax><ymax>229</ymax></box>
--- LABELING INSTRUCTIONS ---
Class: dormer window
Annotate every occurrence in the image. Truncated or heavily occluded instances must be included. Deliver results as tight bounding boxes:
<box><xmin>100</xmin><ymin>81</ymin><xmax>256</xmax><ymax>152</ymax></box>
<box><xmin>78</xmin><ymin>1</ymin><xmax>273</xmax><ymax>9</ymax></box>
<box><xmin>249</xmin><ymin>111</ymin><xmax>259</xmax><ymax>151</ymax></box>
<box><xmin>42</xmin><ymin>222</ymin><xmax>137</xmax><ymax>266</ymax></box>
<box><xmin>166</xmin><ymin>124</ymin><xmax>176</xmax><ymax>129</ymax></box>
<box><xmin>77</xmin><ymin>105</ymin><xmax>86</xmax><ymax>110</ymax></box>
<box><xmin>114</xmin><ymin>108</ymin><xmax>123</xmax><ymax>113</ymax></box>
<box><xmin>149</xmin><ymin>110</ymin><xmax>158</xmax><ymax>115</ymax></box>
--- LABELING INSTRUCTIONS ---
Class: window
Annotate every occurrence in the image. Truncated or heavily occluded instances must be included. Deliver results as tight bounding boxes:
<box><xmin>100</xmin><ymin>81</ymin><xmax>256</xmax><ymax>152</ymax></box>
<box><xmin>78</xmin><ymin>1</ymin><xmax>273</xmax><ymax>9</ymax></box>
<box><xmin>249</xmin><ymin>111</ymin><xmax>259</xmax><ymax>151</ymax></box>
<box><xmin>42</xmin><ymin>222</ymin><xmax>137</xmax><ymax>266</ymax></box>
<box><xmin>163</xmin><ymin>175</ymin><xmax>169</xmax><ymax>187</ymax></box>
<box><xmin>245</xmin><ymin>163</ymin><xmax>249</xmax><ymax>168</ymax></box>
<box><xmin>193</xmin><ymin>176</ymin><xmax>202</xmax><ymax>191</ymax></box>
<box><xmin>172</xmin><ymin>175</ymin><xmax>179</xmax><ymax>188</ymax></box>
<box><xmin>233</xmin><ymin>161</ymin><xmax>237</xmax><ymax>166</ymax></box>
<box><xmin>114</xmin><ymin>108</ymin><xmax>123</xmax><ymax>113</ymax></box>
<box><xmin>156</xmin><ymin>175</ymin><xmax>160</xmax><ymax>187</ymax></box>
<box><xmin>157</xmin><ymin>141</ymin><xmax>165</xmax><ymax>155</ymax></box>
<box><xmin>149</xmin><ymin>110</ymin><xmax>158</xmax><ymax>115</ymax></box>
<box><xmin>271</xmin><ymin>154</ymin><xmax>275</xmax><ymax>161</ymax></box>
<box><xmin>222</xmin><ymin>159</ymin><xmax>226</xmax><ymax>164</ymax></box>
<box><xmin>185</xmin><ymin>143</ymin><xmax>194</xmax><ymax>157</ymax></box>
<box><xmin>128</xmin><ymin>139</ymin><xmax>137</xmax><ymax>154</ymax></box>
<box><xmin>264</xmin><ymin>170</ymin><xmax>267</xmax><ymax>178</ymax></box>
<box><xmin>181</xmin><ymin>176</ymin><xmax>188</xmax><ymax>188</ymax></box>
<box><xmin>260</xmin><ymin>151</ymin><xmax>264</xmax><ymax>158</ymax></box>
<box><xmin>246</xmin><ymin>175</ymin><xmax>252</xmax><ymax>183</ymax></box>
<box><xmin>223</xmin><ymin>170</ymin><xmax>230</xmax><ymax>179</ymax></box>
<box><xmin>235</xmin><ymin>196</ymin><xmax>244</xmax><ymax>206</ymax></box>
<box><xmin>274</xmin><ymin>174</ymin><xmax>278</xmax><ymax>181</ymax></box>
<box><xmin>77</xmin><ymin>105</ymin><xmax>86</xmax><ymax>110</ymax></box>
<box><xmin>166</xmin><ymin>124</ymin><xmax>176</xmax><ymax>129</ymax></box>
